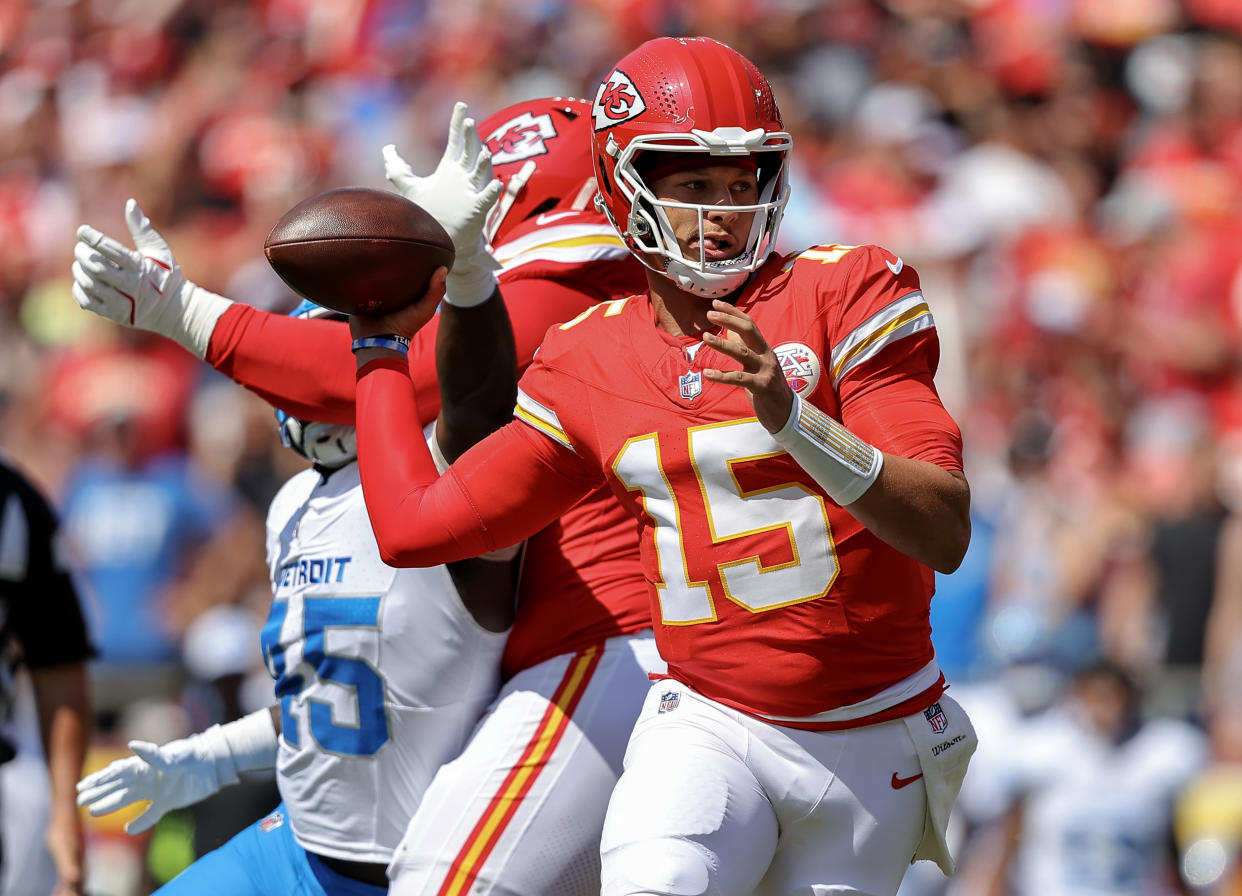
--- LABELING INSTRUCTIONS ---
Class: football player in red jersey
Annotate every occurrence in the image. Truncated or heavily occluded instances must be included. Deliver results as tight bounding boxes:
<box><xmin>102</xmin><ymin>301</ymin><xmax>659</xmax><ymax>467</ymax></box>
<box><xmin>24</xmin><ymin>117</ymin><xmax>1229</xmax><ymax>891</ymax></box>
<box><xmin>71</xmin><ymin>100</ymin><xmax>663</xmax><ymax>894</ymax></box>
<box><xmin>349</xmin><ymin>37</ymin><xmax>978</xmax><ymax>896</ymax></box>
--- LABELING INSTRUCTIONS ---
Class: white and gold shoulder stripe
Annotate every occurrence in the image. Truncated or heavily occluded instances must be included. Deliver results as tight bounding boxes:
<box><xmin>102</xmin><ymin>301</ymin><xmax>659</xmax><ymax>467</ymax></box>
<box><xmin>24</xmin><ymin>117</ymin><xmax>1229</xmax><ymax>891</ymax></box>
<box><xmin>830</xmin><ymin>291</ymin><xmax>934</xmax><ymax>388</ymax></box>
<box><xmin>494</xmin><ymin>221</ymin><xmax>628</xmax><ymax>273</ymax></box>
<box><xmin>515</xmin><ymin>388</ymin><xmax>574</xmax><ymax>451</ymax></box>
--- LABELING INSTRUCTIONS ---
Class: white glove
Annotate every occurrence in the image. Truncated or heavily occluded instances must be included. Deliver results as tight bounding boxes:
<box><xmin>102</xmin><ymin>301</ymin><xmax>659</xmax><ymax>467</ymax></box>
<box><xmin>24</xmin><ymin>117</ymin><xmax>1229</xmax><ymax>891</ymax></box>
<box><xmin>75</xmin><ymin>709</ymin><xmax>278</xmax><ymax>835</ymax></box>
<box><xmin>71</xmin><ymin>199</ymin><xmax>233</xmax><ymax>357</ymax></box>
<box><xmin>383</xmin><ymin>102</ymin><xmax>503</xmax><ymax>307</ymax></box>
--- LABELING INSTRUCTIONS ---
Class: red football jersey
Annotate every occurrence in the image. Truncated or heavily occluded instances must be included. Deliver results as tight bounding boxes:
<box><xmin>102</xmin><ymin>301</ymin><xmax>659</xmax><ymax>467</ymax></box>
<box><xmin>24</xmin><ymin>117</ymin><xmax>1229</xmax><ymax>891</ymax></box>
<box><xmin>485</xmin><ymin>209</ymin><xmax>655</xmax><ymax>677</ymax></box>
<box><xmin>513</xmin><ymin>243</ymin><xmax>963</xmax><ymax>720</ymax></box>
<box><xmin>207</xmin><ymin>210</ymin><xmax>652</xmax><ymax>679</ymax></box>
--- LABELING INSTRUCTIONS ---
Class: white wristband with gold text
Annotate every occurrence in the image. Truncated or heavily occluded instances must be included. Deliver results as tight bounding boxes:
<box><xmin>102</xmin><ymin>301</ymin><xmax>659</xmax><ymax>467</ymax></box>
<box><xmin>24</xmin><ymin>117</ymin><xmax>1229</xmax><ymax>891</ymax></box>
<box><xmin>771</xmin><ymin>392</ymin><xmax>883</xmax><ymax>505</ymax></box>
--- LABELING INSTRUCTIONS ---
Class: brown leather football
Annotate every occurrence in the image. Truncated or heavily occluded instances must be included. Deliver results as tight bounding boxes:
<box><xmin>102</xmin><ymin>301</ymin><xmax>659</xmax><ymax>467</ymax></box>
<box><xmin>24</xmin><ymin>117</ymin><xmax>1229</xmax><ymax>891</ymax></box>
<box><xmin>264</xmin><ymin>187</ymin><xmax>455</xmax><ymax>316</ymax></box>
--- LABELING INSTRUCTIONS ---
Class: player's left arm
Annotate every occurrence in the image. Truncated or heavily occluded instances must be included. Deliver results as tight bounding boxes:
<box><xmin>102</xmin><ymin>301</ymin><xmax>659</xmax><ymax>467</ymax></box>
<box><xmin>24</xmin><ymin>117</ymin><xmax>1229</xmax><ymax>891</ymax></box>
<box><xmin>839</xmin><ymin>376</ymin><xmax>970</xmax><ymax>574</ymax></box>
<box><xmin>703</xmin><ymin>294</ymin><xmax>969</xmax><ymax>573</ymax></box>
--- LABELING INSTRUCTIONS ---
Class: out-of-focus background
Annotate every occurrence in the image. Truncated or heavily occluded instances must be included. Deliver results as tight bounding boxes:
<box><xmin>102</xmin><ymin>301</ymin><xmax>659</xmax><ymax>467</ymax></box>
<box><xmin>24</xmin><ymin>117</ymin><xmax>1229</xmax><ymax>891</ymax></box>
<box><xmin>2</xmin><ymin>0</ymin><xmax>1242</xmax><ymax>894</ymax></box>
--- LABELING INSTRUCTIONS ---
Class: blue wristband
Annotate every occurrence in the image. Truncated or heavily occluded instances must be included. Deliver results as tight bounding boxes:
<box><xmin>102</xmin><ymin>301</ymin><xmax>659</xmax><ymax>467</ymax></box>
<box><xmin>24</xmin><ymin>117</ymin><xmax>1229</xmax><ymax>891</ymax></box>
<box><xmin>351</xmin><ymin>334</ymin><xmax>410</xmax><ymax>355</ymax></box>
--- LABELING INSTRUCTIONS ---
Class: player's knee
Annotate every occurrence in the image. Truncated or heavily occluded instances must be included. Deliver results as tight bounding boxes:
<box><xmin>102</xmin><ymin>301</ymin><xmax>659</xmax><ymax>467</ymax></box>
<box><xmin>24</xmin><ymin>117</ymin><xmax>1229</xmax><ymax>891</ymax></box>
<box><xmin>602</xmin><ymin>837</ymin><xmax>711</xmax><ymax>896</ymax></box>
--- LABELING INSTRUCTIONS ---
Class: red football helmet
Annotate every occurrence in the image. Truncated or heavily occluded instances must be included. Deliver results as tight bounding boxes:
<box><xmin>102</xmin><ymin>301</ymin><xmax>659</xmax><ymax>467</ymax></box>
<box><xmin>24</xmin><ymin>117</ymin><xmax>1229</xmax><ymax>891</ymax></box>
<box><xmin>590</xmin><ymin>37</ymin><xmax>792</xmax><ymax>298</ymax></box>
<box><xmin>480</xmin><ymin>96</ymin><xmax>599</xmax><ymax>245</ymax></box>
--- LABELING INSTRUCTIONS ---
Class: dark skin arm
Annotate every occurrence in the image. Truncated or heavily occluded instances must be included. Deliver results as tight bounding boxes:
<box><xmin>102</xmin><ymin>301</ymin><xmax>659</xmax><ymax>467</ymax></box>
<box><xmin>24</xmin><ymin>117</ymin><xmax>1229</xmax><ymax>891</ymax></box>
<box><xmin>702</xmin><ymin>299</ymin><xmax>971</xmax><ymax>573</ymax></box>
<box><xmin>31</xmin><ymin>662</ymin><xmax>91</xmax><ymax>896</ymax></box>
<box><xmin>355</xmin><ymin>267</ymin><xmax>520</xmax><ymax>632</ymax></box>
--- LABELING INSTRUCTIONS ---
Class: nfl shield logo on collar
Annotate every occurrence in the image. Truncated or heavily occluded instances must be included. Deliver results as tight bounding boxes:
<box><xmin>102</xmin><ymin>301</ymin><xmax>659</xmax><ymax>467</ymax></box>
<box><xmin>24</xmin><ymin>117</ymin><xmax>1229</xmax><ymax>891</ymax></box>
<box><xmin>259</xmin><ymin>810</ymin><xmax>285</xmax><ymax>833</ymax></box>
<box><xmin>659</xmin><ymin>691</ymin><xmax>680</xmax><ymax>713</ymax></box>
<box><xmin>923</xmin><ymin>702</ymin><xmax>948</xmax><ymax>733</ymax></box>
<box><xmin>679</xmin><ymin>371</ymin><xmax>702</xmax><ymax>400</ymax></box>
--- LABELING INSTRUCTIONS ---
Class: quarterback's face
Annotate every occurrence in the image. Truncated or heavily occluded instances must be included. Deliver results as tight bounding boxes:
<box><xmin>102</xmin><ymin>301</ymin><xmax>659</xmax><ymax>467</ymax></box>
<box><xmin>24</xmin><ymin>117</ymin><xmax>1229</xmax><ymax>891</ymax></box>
<box><xmin>649</xmin><ymin>165</ymin><xmax>759</xmax><ymax>263</ymax></box>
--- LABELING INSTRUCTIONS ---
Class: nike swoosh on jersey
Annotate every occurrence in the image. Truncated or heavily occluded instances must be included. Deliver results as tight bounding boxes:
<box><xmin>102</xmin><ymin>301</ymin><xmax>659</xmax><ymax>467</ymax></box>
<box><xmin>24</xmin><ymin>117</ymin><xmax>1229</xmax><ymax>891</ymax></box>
<box><xmin>535</xmin><ymin>211</ymin><xmax>579</xmax><ymax>225</ymax></box>
<box><xmin>886</xmin><ymin>257</ymin><xmax>904</xmax><ymax>276</ymax></box>
<box><xmin>891</xmin><ymin>771</ymin><xmax>923</xmax><ymax>789</ymax></box>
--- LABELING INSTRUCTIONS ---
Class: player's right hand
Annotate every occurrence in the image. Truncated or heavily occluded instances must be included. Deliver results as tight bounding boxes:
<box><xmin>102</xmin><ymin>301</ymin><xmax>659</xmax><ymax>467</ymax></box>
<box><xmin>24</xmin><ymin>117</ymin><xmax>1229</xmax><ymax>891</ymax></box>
<box><xmin>350</xmin><ymin>265</ymin><xmax>448</xmax><ymax>347</ymax></box>
<box><xmin>71</xmin><ymin>199</ymin><xmax>232</xmax><ymax>357</ymax></box>
<box><xmin>75</xmin><ymin>738</ymin><xmax>225</xmax><ymax>835</ymax></box>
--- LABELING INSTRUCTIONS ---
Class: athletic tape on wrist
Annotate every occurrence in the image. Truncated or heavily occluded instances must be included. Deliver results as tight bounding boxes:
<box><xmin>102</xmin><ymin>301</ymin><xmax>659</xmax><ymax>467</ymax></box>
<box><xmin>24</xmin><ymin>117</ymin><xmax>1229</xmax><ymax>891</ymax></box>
<box><xmin>177</xmin><ymin>283</ymin><xmax>233</xmax><ymax>359</ymax></box>
<box><xmin>772</xmin><ymin>392</ymin><xmax>883</xmax><ymax>505</ymax></box>
<box><xmin>444</xmin><ymin>263</ymin><xmax>499</xmax><ymax>308</ymax></box>
<box><xmin>207</xmin><ymin>708</ymin><xmax>279</xmax><ymax>788</ymax></box>
<box><xmin>351</xmin><ymin>334</ymin><xmax>411</xmax><ymax>355</ymax></box>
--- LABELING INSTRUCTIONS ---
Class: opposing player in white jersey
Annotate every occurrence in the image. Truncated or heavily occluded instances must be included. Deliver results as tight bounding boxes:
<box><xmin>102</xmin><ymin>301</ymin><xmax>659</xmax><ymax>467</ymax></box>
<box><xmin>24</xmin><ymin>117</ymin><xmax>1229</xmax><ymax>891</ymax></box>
<box><xmin>984</xmin><ymin>660</ymin><xmax>1207</xmax><ymax>896</ymax></box>
<box><xmin>71</xmin><ymin>99</ymin><xmax>662</xmax><ymax>894</ymax></box>
<box><xmin>74</xmin><ymin>108</ymin><xmax>518</xmax><ymax>895</ymax></box>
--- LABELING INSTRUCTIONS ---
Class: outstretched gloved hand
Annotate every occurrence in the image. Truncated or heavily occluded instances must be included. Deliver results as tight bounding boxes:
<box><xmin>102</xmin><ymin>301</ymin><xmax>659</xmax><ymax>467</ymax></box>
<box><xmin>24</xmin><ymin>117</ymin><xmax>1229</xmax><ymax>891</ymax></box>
<box><xmin>383</xmin><ymin>102</ymin><xmax>503</xmax><ymax>307</ymax></box>
<box><xmin>72</xmin><ymin>199</ymin><xmax>233</xmax><ymax>357</ymax></box>
<box><xmin>75</xmin><ymin>709</ymin><xmax>278</xmax><ymax>835</ymax></box>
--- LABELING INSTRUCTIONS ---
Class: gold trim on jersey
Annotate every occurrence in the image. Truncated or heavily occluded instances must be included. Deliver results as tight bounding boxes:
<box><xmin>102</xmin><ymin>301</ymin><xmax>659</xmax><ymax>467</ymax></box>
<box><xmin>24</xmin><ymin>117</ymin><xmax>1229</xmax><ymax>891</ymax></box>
<box><xmin>493</xmin><ymin>222</ymin><xmax>628</xmax><ymax>272</ymax></box>
<box><xmin>829</xmin><ymin>291</ymin><xmax>934</xmax><ymax>388</ymax></box>
<box><xmin>514</xmin><ymin>389</ymin><xmax>572</xmax><ymax>450</ymax></box>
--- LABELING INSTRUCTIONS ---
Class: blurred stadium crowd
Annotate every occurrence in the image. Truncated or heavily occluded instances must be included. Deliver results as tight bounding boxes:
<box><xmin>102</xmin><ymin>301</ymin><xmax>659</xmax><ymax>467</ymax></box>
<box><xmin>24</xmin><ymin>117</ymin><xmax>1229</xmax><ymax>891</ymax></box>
<box><xmin>3</xmin><ymin>0</ymin><xmax>1242</xmax><ymax>893</ymax></box>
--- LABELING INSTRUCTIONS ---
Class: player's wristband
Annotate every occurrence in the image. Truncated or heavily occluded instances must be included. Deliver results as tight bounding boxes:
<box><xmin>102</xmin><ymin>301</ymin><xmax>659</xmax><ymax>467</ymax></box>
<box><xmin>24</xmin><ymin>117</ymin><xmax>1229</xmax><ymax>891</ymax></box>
<box><xmin>351</xmin><ymin>334</ymin><xmax>410</xmax><ymax>355</ymax></box>
<box><xmin>174</xmin><ymin>283</ymin><xmax>234</xmax><ymax>359</ymax></box>
<box><xmin>444</xmin><ymin>249</ymin><xmax>501</xmax><ymax>308</ymax></box>
<box><xmin>772</xmin><ymin>392</ymin><xmax>883</xmax><ymax>505</ymax></box>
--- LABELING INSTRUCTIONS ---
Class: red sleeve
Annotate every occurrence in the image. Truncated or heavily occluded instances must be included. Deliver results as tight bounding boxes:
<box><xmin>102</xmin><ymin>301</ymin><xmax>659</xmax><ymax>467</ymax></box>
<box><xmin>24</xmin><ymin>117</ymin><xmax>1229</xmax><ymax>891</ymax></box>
<box><xmin>205</xmin><ymin>278</ymin><xmax>595</xmax><ymax>424</ymax></box>
<box><xmin>817</xmin><ymin>246</ymin><xmax>962</xmax><ymax>471</ymax></box>
<box><xmin>355</xmin><ymin>357</ymin><xmax>597</xmax><ymax>567</ymax></box>
<box><xmin>837</xmin><ymin>331</ymin><xmax>963</xmax><ymax>472</ymax></box>
<box><xmin>206</xmin><ymin>304</ymin><xmax>359</xmax><ymax>423</ymax></box>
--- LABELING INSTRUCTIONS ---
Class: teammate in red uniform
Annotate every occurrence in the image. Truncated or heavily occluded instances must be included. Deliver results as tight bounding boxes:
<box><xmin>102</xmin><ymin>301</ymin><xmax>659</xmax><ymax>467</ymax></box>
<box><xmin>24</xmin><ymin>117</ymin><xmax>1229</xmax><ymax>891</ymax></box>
<box><xmin>348</xmin><ymin>38</ymin><xmax>977</xmax><ymax>896</ymax></box>
<box><xmin>71</xmin><ymin>100</ymin><xmax>661</xmax><ymax>894</ymax></box>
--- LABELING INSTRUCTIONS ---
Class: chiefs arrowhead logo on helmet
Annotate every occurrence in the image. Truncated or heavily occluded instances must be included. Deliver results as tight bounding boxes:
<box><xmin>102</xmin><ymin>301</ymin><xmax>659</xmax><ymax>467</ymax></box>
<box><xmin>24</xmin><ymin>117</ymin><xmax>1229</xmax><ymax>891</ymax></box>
<box><xmin>484</xmin><ymin>111</ymin><xmax>558</xmax><ymax>166</ymax></box>
<box><xmin>593</xmin><ymin>70</ymin><xmax>646</xmax><ymax>130</ymax></box>
<box><xmin>588</xmin><ymin>38</ymin><xmax>792</xmax><ymax>298</ymax></box>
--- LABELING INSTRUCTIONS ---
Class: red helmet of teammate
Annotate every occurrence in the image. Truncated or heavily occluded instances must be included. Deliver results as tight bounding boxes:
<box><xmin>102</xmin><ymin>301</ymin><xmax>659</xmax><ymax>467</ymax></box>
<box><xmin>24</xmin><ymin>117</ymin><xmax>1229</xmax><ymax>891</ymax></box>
<box><xmin>589</xmin><ymin>37</ymin><xmax>793</xmax><ymax>298</ymax></box>
<box><xmin>480</xmin><ymin>96</ymin><xmax>598</xmax><ymax>246</ymax></box>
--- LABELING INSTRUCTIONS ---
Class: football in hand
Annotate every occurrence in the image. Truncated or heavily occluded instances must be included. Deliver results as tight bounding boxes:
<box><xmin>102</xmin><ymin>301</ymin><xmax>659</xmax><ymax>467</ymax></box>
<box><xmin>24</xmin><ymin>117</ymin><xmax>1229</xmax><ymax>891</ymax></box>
<box><xmin>264</xmin><ymin>187</ymin><xmax>455</xmax><ymax>316</ymax></box>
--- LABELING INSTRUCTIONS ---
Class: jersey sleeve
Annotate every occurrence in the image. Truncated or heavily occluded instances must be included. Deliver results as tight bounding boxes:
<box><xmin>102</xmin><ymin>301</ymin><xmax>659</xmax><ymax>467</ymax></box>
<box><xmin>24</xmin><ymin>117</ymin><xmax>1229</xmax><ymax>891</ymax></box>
<box><xmin>826</xmin><ymin>246</ymin><xmax>963</xmax><ymax>471</ymax></box>
<box><xmin>205</xmin><ymin>275</ymin><xmax>599</xmax><ymax>425</ymax></box>
<box><xmin>206</xmin><ymin>305</ymin><xmax>359</xmax><ymax>423</ymax></box>
<box><xmin>355</xmin><ymin>358</ymin><xmax>599</xmax><ymax>567</ymax></box>
<box><xmin>0</xmin><ymin>472</ymin><xmax>97</xmax><ymax>667</ymax></box>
